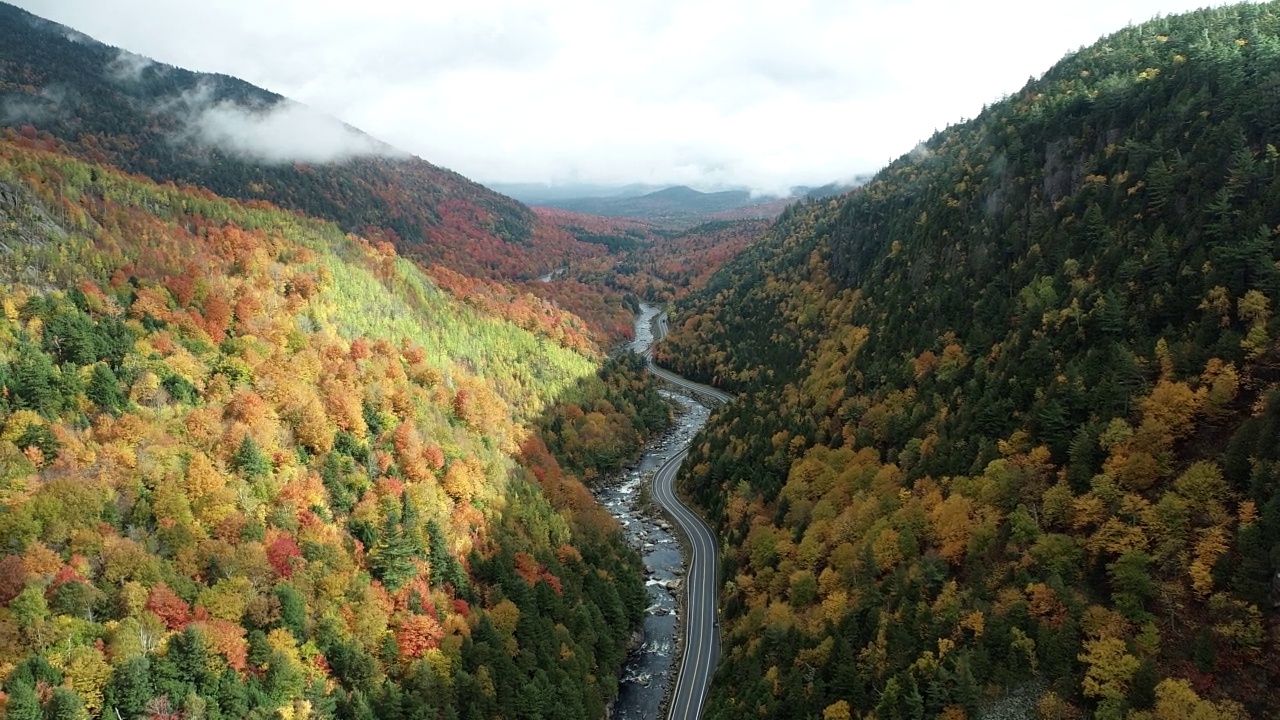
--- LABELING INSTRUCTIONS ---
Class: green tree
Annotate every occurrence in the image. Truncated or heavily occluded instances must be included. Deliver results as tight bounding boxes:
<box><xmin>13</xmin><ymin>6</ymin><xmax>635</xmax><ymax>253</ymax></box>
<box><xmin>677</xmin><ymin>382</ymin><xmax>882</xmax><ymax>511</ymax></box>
<box><xmin>3</xmin><ymin>680</ymin><xmax>43</xmax><ymax>720</ymax></box>
<box><xmin>14</xmin><ymin>423</ymin><xmax>60</xmax><ymax>467</ymax></box>
<box><xmin>44</xmin><ymin>687</ymin><xmax>89</xmax><ymax>720</ymax></box>
<box><xmin>104</xmin><ymin>657</ymin><xmax>155</xmax><ymax>720</ymax></box>
<box><xmin>231</xmin><ymin>435</ymin><xmax>271</xmax><ymax>478</ymax></box>
<box><xmin>41</xmin><ymin>307</ymin><xmax>98</xmax><ymax>366</ymax></box>
<box><xmin>86</xmin><ymin>363</ymin><xmax>126</xmax><ymax>414</ymax></box>
<box><xmin>275</xmin><ymin>583</ymin><xmax>307</xmax><ymax>641</ymax></box>
<box><xmin>10</xmin><ymin>584</ymin><xmax>51</xmax><ymax>649</ymax></box>
<box><xmin>6</xmin><ymin>342</ymin><xmax>60</xmax><ymax>414</ymax></box>
<box><xmin>1108</xmin><ymin>551</ymin><xmax>1156</xmax><ymax>622</ymax></box>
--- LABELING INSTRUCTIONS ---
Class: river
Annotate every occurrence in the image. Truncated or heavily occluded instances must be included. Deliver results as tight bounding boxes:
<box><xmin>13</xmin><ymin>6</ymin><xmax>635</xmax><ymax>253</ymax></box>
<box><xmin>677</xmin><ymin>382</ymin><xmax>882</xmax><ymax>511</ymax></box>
<box><xmin>596</xmin><ymin>303</ymin><xmax>712</xmax><ymax>720</ymax></box>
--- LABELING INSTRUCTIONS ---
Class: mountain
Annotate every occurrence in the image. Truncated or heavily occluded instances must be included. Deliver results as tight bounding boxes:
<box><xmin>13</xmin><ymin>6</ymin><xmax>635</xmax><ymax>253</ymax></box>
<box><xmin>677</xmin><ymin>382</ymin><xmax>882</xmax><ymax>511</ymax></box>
<box><xmin>538</xmin><ymin>185</ymin><xmax>792</xmax><ymax>226</ymax></box>
<box><xmin>660</xmin><ymin>2</ymin><xmax>1280</xmax><ymax>718</ymax></box>
<box><xmin>498</xmin><ymin>181</ymin><xmax>866</xmax><ymax>217</ymax></box>
<box><xmin>0</xmin><ymin>132</ymin><xmax>673</xmax><ymax>719</ymax></box>
<box><xmin>0</xmin><ymin>2</ymin><xmax>613</xmax><ymax>283</ymax></box>
<box><xmin>484</xmin><ymin>182</ymin><xmax>664</xmax><ymax>204</ymax></box>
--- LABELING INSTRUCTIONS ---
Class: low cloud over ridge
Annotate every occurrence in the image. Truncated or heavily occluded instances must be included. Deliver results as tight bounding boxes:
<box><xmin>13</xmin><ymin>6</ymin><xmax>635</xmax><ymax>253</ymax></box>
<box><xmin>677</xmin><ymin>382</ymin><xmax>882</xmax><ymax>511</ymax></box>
<box><xmin>167</xmin><ymin>84</ymin><xmax>407</xmax><ymax>164</ymax></box>
<box><xmin>105</xmin><ymin>49</ymin><xmax>156</xmax><ymax>83</ymax></box>
<box><xmin>17</xmin><ymin>0</ymin><xmax>1226</xmax><ymax>188</ymax></box>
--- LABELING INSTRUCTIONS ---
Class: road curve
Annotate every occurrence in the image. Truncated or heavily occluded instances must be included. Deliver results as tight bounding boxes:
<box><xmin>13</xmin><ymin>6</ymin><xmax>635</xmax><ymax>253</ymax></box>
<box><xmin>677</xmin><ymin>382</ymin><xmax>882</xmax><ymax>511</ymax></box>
<box><xmin>652</xmin><ymin>448</ymin><xmax>720</xmax><ymax>720</ymax></box>
<box><xmin>646</xmin><ymin>314</ymin><xmax>733</xmax><ymax>405</ymax></box>
<box><xmin>644</xmin><ymin>310</ymin><xmax>730</xmax><ymax>720</ymax></box>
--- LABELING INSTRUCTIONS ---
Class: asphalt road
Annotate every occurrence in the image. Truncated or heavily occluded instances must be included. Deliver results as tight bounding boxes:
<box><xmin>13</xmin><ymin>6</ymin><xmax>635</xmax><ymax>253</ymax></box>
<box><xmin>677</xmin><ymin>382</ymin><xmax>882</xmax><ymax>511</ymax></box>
<box><xmin>652</xmin><ymin>448</ymin><xmax>720</xmax><ymax>720</ymax></box>
<box><xmin>645</xmin><ymin>311</ymin><xmax>730</xmax><ymax>720</ymax></box>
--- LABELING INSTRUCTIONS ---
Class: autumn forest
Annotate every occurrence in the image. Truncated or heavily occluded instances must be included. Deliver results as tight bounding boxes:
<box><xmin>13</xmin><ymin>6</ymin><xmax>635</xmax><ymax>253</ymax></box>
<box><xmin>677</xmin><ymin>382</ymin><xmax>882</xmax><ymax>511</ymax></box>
<box><xmin>4</xmin><ymin>1</ymin><xmax>1280</xmax><ymax>720</ymax></box>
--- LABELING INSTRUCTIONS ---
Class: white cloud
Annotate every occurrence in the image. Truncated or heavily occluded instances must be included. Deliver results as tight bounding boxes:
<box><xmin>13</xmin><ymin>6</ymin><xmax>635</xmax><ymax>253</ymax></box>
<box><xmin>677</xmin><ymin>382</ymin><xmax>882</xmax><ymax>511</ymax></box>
<box><xmin>160</xmin><ymin>84</ymin><xmax>405</xmax><ymax>164</ymax></box>
<box><xmin>1</xmin><ymin>85</ymin><xmax>73</xmax><ymax>125</ymax></box>
<box><xmin>184</xmin><ymin>99</ymin><xmax>404</xmax><ymax>164</ymax></box>
<box><xmin>105</xmin><ymin>49</ymin><xmax>155</xmax><ymax>83</ymax></box>
<box><xmin>13</xmin><ymin>0</ymin><xmax>1243</xmax><ymax>191</ymax></box>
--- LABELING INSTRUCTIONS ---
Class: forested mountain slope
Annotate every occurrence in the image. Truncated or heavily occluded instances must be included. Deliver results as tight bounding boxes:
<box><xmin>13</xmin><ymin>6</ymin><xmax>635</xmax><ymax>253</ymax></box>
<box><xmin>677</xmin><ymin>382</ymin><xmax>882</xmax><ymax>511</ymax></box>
<box><xmin>660</xmin><ymin>3</ymin><xmax>1280</xmax><ymax>717</ymax></box>
<box><xmin>0</xmin><ymin>137</ymin><xmax>669</xmax><ymax>720</ymax></box>
<box><xmin>539</xmin><ymin>186</ymin><xmax>788</xmax><ymax>227</ymax></box>
<box><xmin>0</xmin><ymin>2</ymin><xmax>614</xmax><ymax>283</ymax></box>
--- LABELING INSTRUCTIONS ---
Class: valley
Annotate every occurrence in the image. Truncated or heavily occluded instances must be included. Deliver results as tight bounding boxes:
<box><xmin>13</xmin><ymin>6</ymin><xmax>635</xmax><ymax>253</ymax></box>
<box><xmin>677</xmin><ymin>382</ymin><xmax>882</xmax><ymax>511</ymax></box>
<box><xmin>2</xmin><ymin>1</ymin><xmax>1280</xmax><ymax>720</ymax></box>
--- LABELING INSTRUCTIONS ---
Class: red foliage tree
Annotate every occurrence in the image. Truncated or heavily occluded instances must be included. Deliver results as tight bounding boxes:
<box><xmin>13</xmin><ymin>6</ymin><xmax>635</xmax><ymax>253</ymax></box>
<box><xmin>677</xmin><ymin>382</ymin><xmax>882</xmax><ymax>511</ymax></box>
<box><xmin>266</xmin><ymin>533</ymin><xmax>303</xmax><ymax>579</ymax></box>
<box><xmin>146</xmin><ymin>582</ymin><xmax>191</xmax><ymax>631</ymax></box>
<box><xmin>514</xmin><ymin>552</ymin><xmax>541</xmax><ymax>586</ymax></box>
<box><xmin>423</xmin><ymin>444</ymin><xmax>445</xmax><ymax>472</ymax></box>
<box><xmin>195</xmin><ymin>619</ymin><xmax>248</xmax><ymax>672</ymax></box>
<box><xmin>0</xmin><ymin>555</ymin><xmax>27</xmax><ymax>604</ymax></box>
<box><xmin>396</xmin><ymin>614</ymin><xmax>444</xmax><ymax>660</ymax></box>
<box><xmin>452</xmin><ymin>598</ymin><xmax>471</xmax><ymax>617</ymax></box>
<box><xmin>200</xmin><ymin>291</ymin><xmax>233</xmax><ymax>342</ymax></box>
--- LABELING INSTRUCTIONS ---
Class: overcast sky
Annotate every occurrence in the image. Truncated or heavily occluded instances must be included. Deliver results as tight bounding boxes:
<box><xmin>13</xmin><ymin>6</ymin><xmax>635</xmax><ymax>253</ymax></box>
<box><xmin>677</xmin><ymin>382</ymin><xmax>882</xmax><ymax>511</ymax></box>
<box><xmin>17</xmin><ymin>0</ymin><xmax>1234</xmax><ymax>192</ymax></box>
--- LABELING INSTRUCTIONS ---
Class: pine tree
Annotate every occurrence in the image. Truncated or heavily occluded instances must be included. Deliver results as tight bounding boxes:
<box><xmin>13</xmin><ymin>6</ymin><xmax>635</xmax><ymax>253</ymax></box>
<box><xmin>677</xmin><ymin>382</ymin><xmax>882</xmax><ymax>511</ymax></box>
<box><xmin>3</xmin><ymin>680</ymin><xmax>43</xmax><ymax>720</ymax></box>
<box><xmin>7</xmin><ymin>341</ymin><xmax>59</xmax><ymax>414</ymax></box>
<box><xmin>231</xmin><ymin>435</ymin><xmax>271</xmax><ymax>478</ymax></box>
<box><xmin>104</xmin><ymin>657</ymin><xmax>155</xmax><ymax>720</ymax></box>
<box><xmin>86</xmin><ymin>363</ymin><xmax>126</xmax><ymax>414</ymax></box>
<box><xmin>44</xmin><ymin>687</ymin><xmax>89</xmax><ymax>720</ymax></box>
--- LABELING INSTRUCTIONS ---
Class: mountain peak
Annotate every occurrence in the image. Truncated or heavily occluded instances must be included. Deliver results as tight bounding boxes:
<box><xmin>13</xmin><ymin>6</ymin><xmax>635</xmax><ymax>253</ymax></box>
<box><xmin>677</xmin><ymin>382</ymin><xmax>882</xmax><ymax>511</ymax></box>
<box><xmin>647</xmin><ymin>185</ymin><xmax>705</xmax><ymax>200</ymax></box>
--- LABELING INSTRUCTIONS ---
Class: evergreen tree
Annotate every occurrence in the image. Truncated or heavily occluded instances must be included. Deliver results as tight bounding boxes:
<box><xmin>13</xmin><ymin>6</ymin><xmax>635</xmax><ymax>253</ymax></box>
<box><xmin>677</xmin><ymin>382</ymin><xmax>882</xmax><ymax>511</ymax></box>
<box><xmin>41</xmin><ymin>307</ymin><xmax>98</xmax><ymax>366</ymax></box>
<box><xmin>6</xmin><ymin>342</ymin><xmax>60</xmax><ymax>414</ymax></box>
<box><xmin>86</xmin><ymin>363</ymin><xmax>126</xmax><ymax>414</ymax></box>
<box><xmin>2</xmin><ymin>680</ymin><xmax>42</xmax><ymax>720</ymax></box>
<box><xmin>231</xmin><ymin>435</ymin><xmax>271</xmax><ymax>478</ymax></box>
<box><xmin>43</xmin><ymin>687</ymin><xmax>88</xmax><ymax>720</ymax></box>
<box><xmin>104</xmin><ymin>657</ymin><xmax>155</xmax><ymax>720</ymax></box>
<box><xmin>276</xmin><ymin>583</ymin><xmax>307</xmax><ymax>641</ymax></box>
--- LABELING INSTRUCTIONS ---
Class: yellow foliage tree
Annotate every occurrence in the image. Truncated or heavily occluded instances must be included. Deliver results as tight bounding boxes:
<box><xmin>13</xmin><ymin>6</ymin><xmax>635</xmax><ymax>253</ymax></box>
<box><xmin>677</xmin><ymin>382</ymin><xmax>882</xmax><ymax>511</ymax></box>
<box><xmin>55</xmin><ymin>644</ymin><xmax>112</xmax><ymax>715</ymax></box>
<box><xmin>1134</xmin><ymin>379</ymin><xmax>1203</xmax><ymax>456</ymax></box>
<box><xmin>196</xmin><ymin>577</ymin><xmax>253</xmax><ymax>622</ymax></box>
<box><xmin>930</xmin><ymin>493</ymin><xmax>974</xmax><ymax>565</ymax></box>
<box><xmin>1151</xmin><ymin>677</ymin><xmax>1247</xmax><ymax>720</ymax></box>
<box><xmin>871</xmin><ymin>527</ymin><xmax>903</xmax><ymax>571</ymax></box>
<box><xmin>823</xmin><ymin>700</ymin><xmax>852</xmax><ymax>720</ymax></box>
<box><xmin>1238</xmin><ymin>289</ymin><xmax>1271</xmax><ymax>359</ymax></box>
<box><xmin>1078</xmin><ymin>636</ymin><xmax>1139</xmax><ymax>702</ymax></box>
<box><xmin>1189</xmin><ymin>526</ymin><xmax>1229</xmax><ymax>597</ymax></box>
<box><xmin>488</xmin><ymin>599</ymin><xmax>521</xmax><ymax>657</ymax></box>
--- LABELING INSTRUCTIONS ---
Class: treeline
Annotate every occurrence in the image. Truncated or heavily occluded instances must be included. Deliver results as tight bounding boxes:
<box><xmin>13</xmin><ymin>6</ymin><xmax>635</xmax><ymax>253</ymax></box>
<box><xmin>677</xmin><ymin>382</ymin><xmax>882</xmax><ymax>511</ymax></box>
<box><xmin>663</xmin><ymin>2</ymin><xmax>1280</xmax><ymax>718</ymax></box>
<box><xmin>0</xmin><ymin>139</ymin><xmax>649</xmax><ymax>720</ymax></box>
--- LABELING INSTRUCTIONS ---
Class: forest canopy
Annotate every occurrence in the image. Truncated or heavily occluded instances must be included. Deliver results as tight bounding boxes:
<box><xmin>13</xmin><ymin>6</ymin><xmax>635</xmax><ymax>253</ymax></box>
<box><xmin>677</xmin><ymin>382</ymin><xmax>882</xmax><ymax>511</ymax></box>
<box><xmin>661</xmin><ymin>2</ymin><xmax>1280</xmax><ymax>718</ymax></box>
<box><xmin>0</xmin><ymin>137</ymin><xmax>664</xmax><ymax>720</ymax></box>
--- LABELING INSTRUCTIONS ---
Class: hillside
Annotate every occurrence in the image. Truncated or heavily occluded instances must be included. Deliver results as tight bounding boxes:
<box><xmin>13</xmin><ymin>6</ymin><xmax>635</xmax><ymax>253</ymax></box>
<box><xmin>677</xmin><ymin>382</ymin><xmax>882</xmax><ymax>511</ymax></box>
<box><xmin>0</xmin><ymin>137</ymin><xmax>674</xmax><ymax>720</ymax></box>
<box><xmin>604</xmin><ymin>219</ymin><xmax>775</xmax><ymax>303</ymax></box>
<box><xmin>0</xmin><ymin>1</ymin><xmax>621</xmax><ymax>284</ymax></box>
<box><xmin>660</xmin><ymin>2</ymin><xmax>1280</xmax><ymax>718</ymax></box>
<box><xmin>539</xmin><ymin>185</ymin><xmax>790</xmax><ymax>227</ymax></box>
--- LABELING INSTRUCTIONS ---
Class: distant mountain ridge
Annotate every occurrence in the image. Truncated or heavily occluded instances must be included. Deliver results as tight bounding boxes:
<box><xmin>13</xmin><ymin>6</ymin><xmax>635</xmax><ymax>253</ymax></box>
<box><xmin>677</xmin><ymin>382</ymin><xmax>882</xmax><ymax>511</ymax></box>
<box><xmin>516</xmin><ymin>178</ymin><xmax>872</xmax><ymax>226</ymax></box>
<box><xmin>537</xmin><ymin>184</ymin><xmax>790</xmax><ymax>226</ymax></box>
<box><xmin>486</xmin><ymin>182</ymin><xmax>666</xmax><ymax>204</ymax></box>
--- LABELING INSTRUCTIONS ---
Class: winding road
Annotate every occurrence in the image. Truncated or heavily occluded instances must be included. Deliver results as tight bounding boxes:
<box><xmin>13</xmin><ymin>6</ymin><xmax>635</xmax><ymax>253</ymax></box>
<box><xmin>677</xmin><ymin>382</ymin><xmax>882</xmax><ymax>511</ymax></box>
<box><xmin>646</xmin><ymin>313</ymin><xmax>733</xmax><ymax>406</ymax></box>
<box><xmin>644</xmin><ymin>311</ymin><xmax>731</xmax><ymax>720</ymax></box>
